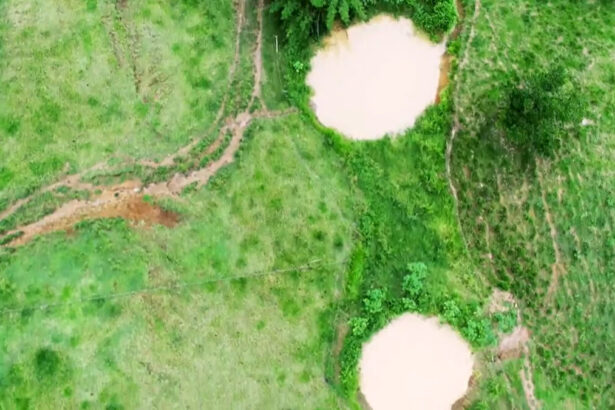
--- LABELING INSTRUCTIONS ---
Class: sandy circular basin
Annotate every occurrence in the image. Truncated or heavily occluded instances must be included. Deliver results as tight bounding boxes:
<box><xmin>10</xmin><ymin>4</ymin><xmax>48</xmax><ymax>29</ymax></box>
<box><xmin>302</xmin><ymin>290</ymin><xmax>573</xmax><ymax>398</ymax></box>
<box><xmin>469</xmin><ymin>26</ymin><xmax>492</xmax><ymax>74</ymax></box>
<box><xmin>307</xmin><ymin>15</ymin><xmax>445</xmax><ymax>141</ymax></box>
<box><xmin>359</xmin><ymin>313</ymin><xmax>474</xmax><ymax>410</ymax></box>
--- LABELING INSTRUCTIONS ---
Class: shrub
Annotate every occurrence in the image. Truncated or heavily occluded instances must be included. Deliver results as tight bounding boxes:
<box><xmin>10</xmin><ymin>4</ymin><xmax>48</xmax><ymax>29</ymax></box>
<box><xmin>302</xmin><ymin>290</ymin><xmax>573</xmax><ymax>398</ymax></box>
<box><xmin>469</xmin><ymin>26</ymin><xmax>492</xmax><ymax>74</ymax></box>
<box><xmin>349</xmin><ymin>317</ymin><xmax>368</xmax><ymax>336</ymax></box>
<box><xmin>363</xmin><ymin>288</ymin><xmax>386</xmax><ymax>314</ymax></box>
<box><xmin>402</xmin><ymin>262</ymin><xmax>427</xmax><ymax>298</ymax></box>
<box><xmin>442</xmin><ymin>299</ymin><xmax>461</xmax><ymax>324</ymax></box>
<box><xmin>34</xmin><ymin>348</ymin><xmax>61</xmax><ymax>379</ymax></box>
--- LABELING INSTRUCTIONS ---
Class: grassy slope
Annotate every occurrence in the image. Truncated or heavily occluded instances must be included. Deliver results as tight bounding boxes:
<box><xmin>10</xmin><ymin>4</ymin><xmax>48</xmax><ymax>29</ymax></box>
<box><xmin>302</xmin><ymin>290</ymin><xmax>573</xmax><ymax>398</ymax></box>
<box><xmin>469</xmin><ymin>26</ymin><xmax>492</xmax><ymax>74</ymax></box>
<box><xmin>0</xmin><ymin>114</ymin><xmax>355</xmax><ymax>408</ymax></box>
<box><xmin>452</xmin><ymin>0</ymin><xmax>615</xmax><ymax>407</ymax></box>
<box><xmin>4</xmin><ymin>0</ymin><xmax>613</xmax><ymax>407</ymax></box>
<box><xmin>0</xmin><ymin>0</ymin><xmax>234</xmax><ymax>209</ymax></box>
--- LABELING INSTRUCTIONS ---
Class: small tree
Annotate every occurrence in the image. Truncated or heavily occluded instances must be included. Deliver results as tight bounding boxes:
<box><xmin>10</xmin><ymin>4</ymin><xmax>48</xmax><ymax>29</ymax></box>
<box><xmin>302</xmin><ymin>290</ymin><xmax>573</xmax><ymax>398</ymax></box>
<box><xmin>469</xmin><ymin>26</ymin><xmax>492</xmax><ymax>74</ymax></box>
<box><xmin>502</xmin><ymin>67</ymin><xmax>583</xmax><ymax>157</ymax></box>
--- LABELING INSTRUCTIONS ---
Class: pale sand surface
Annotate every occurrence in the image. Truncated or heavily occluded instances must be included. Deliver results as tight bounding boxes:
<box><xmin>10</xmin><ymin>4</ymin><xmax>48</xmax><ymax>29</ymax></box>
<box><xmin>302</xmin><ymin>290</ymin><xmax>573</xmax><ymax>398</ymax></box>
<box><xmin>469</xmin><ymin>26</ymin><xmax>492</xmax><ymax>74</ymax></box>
<box><xmin>359</xmin><ymin>313</ymin><xmax>474</xmax><ymax>410</ymax></box>
<box><xmin>307</xmin><ymin>15</ymin><xmax>445</xmax><ymax>140</ymax></box>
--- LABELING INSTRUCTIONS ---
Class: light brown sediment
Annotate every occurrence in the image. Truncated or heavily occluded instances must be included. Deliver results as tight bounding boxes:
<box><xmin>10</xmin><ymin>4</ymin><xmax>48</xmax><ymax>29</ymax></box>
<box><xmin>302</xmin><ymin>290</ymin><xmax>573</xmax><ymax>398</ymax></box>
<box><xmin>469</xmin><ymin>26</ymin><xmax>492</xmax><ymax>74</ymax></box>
<box><xmin>307</xmin><ymin>15</ymin><xmax>445</xmax><ymax>141</ymax></box>
<box><xmin>489</xmin><ymin>288</ymin><xmax>540</xmax><ymax>410</ymax></box>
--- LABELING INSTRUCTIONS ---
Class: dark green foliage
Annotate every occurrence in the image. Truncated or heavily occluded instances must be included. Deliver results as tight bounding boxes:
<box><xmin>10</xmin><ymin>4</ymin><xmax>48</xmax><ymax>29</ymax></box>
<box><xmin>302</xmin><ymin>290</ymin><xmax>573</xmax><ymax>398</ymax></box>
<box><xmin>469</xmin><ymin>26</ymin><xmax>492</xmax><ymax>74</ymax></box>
<box><xmin>34</xmin><ymin>348</ymin><xmax>61</xmax><ymax>379</ymax></box>
<box><xmin>475</xmin><ymin>67</ymin><xmax>585</xmax><ymax>162</ymax></box>
<box><xmin>270</xmin><ymin>0</ymin><xmax>456</xmax><ymax>44</ymax></box>
<box><xmin>269</xmin><ymin>0</ymin><xmax>457</xmax><ymax>104</ymax></box>
<box><xmin>502</xmin><ymin>67</ymin><xmax>583</xmax><ymax>156</ymax></box>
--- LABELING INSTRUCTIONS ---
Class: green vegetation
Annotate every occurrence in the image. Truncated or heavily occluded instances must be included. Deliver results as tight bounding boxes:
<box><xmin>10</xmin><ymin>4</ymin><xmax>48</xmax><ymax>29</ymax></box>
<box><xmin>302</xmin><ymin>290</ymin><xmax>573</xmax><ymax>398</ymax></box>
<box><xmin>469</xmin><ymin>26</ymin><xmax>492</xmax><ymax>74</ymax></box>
<box><xmin>0</xmin><ymin>114</ymin><xmax>355</xmax><ymax>408</ymax></box>
<box><xmin>451</xmin><ymin>0</ymin><xmax>615</xmax><ymax>406</ymax></box>
<box><xmin>474</xmin><ymin>65</ymin><xmax>585</xmax><ymax>161</ymax></box>
<box><xmin>316</xmin><ymin>95</ymin><xmax>495</xmax><ymax>404</ymax></box>
<box><xmin>2</xmin><ymin>0</ymin><xmax>614</xmax><ymax>407</ymax></box>
<box><xmin>270</xmin><ymin>0</ymin><xmax>457</xmax><ymax>43</ymax></box>
<box><xmin>0</xmin><ymin>0</ymin><xmax>235</xmax><ymax>209</ymax></box>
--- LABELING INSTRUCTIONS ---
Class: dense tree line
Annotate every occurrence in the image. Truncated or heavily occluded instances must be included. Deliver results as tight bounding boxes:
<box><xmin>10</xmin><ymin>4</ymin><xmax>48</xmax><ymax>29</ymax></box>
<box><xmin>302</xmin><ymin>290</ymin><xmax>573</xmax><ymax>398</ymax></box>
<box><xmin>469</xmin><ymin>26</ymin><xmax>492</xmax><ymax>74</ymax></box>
<box><xmin>269</xmin><ymin>0</ymin><xmax>457</xmax><ymax>104</ymax></box>
<box><xmin>270</xmin><ymin>0</ymin><xmax>457</xmax><ymax>45</ymax></box>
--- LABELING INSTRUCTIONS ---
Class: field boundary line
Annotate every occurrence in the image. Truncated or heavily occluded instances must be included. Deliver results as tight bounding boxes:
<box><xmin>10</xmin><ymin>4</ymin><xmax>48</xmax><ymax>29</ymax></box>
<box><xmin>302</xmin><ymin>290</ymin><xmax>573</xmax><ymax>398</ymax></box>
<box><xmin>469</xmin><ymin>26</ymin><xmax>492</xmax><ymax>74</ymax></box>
<box><xmin>0</xmin><ymin>259</ymin><xmax>346</xmax><ymax>316</ymax></box>
<box><xmin>446</xmin><ymin>0</ymin><xmax>481</xmax><ymax>255</ymax></box>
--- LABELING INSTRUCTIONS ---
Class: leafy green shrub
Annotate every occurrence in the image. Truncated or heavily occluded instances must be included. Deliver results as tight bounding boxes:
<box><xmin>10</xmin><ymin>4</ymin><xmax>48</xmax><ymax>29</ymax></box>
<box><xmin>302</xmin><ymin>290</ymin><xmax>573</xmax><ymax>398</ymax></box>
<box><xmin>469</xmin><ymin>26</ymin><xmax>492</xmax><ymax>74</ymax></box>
<box><xmin>363</xmin><ymin>288</ymin><xmax>386</xmax><ymax>314</ymax></box>
<box><xmin>402</xmin><ymin>262</ymin><xmax>428</xmax><ymax>298</ymax></box>
<box><xmin>349</xmin><ymin>317</ymin><xmax>368</xmax><ymax>336</ymax></box>
<box><xmin>34</xmin><ymin>348</ymin><xmax>61</xmax><ymax>379</ymax></box>
<box><xmin>442</xmin><ymin>299</ymin><xmax>462</xmax><ymax>324</ymax></box>
<box><xmin>493</xmin><ymin>309</ymin><xmax>517</xmax><ymax>334</ymax></box>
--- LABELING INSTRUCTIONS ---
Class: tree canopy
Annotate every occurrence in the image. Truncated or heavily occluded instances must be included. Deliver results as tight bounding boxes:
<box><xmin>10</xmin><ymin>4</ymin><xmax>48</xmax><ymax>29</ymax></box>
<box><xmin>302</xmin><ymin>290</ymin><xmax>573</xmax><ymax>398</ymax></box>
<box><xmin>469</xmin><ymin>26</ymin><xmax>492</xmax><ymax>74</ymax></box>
<box><xmin>270</xmin><ymin>0</ymin><xmax>457</xmax><ymax>45</ymax></box>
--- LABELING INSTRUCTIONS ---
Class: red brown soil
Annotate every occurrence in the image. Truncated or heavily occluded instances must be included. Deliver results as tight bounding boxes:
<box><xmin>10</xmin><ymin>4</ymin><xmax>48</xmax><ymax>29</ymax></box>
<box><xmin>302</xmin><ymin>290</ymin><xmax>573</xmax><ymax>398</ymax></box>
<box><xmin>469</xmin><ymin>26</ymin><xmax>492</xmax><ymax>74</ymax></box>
<box><xmin>435</xmin><ymin>53</ymin><xmax>453</xmax><ymax>103</ymax></box>
<box><xmin>435</xmin><ymin>0</ymin><xmax>465</xmax><ymax>104</ymax></box>
<box><xmin>488</xmin><ymin>289</ymin><xmax>540</xmax><ymax>410</ymax></box>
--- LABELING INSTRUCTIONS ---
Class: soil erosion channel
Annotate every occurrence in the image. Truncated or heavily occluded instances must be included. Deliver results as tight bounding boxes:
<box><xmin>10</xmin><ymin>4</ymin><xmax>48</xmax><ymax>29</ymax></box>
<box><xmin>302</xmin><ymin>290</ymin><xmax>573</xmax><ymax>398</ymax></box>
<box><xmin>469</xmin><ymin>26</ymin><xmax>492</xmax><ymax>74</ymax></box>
<box><xmin>0</xmin><ymin>0</ymin><xmax>297</xmax><ymax>247</ymax></box>
<box><xmin>307</xmin><ymin>15</ymin><xmax>445</xmax><ymax>141</ymax></box>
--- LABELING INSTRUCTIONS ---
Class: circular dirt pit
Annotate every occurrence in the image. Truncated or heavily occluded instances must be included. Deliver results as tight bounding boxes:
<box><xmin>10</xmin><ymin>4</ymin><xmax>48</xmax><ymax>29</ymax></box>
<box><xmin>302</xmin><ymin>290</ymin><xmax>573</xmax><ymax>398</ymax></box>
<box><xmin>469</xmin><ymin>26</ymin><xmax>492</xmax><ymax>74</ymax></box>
<box><xmin>359</xmin><ymin>313</ymin><xmax>474</xmax><ymax>410</ymax></box>
<box><xmin>307</xmin><ymin>15</ymin><xmax>445</xmax><ymax>141</ymax></box>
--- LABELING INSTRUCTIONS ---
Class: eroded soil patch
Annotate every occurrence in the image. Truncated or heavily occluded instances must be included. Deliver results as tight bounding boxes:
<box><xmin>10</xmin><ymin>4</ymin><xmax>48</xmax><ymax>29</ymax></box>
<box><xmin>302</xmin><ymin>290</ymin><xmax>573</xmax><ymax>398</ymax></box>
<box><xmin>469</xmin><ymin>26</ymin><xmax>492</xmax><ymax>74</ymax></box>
<box><xmin>0</xmin><ymin>0</ymin><xmax>287</xmax><ymax>248</ymax></box>
<box><xmin>9</xmin><ymin>196</ymin><xmax>179</xmax><ymax>246</ymax></box>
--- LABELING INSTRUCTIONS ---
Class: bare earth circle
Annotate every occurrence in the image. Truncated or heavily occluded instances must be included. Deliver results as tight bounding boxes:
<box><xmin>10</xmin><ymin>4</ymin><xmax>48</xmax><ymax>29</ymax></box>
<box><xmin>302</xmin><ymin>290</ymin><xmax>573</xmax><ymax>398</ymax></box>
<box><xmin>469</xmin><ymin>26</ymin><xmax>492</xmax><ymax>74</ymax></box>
<box><xmin>307</xmin><ymin>15</ymin><xmax>445</xmax><ymax>140</ymax></box>
<box><xmin>359</xmin><ymin>313</ymin><xmax>474</xmax><ymax>410</ymax></box>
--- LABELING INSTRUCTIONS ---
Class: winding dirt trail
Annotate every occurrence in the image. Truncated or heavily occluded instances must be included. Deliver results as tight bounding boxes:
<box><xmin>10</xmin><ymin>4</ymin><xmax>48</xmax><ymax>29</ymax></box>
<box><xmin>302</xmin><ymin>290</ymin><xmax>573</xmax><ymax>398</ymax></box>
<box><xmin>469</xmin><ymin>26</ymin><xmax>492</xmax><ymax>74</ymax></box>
<box><xmin>445</xmin><ymin>0</ymin><xmax>480</xmax><ymax>255</ymax></box>
<box><xmin>0</xmin><ymin>0</ymin><xmax>247</xmax><ymax>225</ymax></box>
<box><xmin>249</xmin><ymin>0</ymin><xmax>265</xmax><ymax>110</ymax></box>
<box><xmin>1</xmin><ymin>0</ymin><xmax>285</xmax><ymax>248</ymax></box>
<box><xmin>445</xmin><ymin>2</ymin><xmax>540</xmax><ymax>408</ymax></box>
<box><xmin>490</xmin><ymin>290</ymin><xmax>539</xmax><ymax>410</ymax></box>
<box><xmin>537</xmin><ymin>159</ymin><xmax>566</xmax><ymax>303</ymax></box>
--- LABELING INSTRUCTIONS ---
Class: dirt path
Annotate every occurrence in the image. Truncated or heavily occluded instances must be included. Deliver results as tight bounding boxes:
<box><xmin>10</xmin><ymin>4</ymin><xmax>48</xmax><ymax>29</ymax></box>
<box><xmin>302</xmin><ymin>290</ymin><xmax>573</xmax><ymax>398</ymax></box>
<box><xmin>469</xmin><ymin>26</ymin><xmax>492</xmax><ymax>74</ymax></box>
<box><xmin>1</xmin><ymin>0</ymin><xmax>284</xmax><ymax>248</ymax></box>
<box><xmin>248</xmin><ymin>0</ymin><xmax>265</xmax><ymax>110</ymax></box>
<box><xmin>446</xmin><ymin>3</ymin><xmax>540</xmax><ymax>408</ymax></box>
<box><xmin>139</xmin><ymin>0</ymin><xmax>247</xmax><ymax>169</ymax></box>
<box><xmin>445</xmin><ymin>0</ymin><xmax>481</xmax><ymax>254</ymax></box>
<box><xmin>537</xmin><ymin>159</ymin><xmax>566</xmax><ymax>303</ymax></box>
<box><xmin>490</xmin><ymin>289</ymin><xmax>540</xmax><ymax>410</ymax></box>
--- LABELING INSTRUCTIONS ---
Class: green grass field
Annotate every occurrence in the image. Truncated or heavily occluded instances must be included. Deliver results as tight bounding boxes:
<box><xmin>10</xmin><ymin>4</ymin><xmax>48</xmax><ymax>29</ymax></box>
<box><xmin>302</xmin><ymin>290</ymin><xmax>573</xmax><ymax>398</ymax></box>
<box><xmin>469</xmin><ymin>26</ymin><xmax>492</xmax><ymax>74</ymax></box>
<box><xmin>0</xmin><ymin>113</ymin><xmax>356</xmax><ymax>408</ymax></box>
<box><xmin>452</xmin><ymin>0</ymin><xmax>615</xmax><ymax>407</ymax></box>
<box><xmin>0</xmin><ymin>0</ymin><xmax>235</xmax><ymax>210</ymax></box>
<box><xmin>1</xmin><ymin>0</ymin><xmax>615</xmax><ymax>407</ymax></box>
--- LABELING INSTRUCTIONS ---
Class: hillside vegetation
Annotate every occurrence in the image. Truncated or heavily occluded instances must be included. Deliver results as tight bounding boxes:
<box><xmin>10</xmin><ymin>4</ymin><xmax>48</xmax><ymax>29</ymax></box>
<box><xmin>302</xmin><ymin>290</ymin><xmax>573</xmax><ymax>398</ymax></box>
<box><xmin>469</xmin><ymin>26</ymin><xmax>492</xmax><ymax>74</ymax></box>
<box><xmin>451</xmin><ymin>0</ymin><xmax>615</xmax><ymax>407</ymax></box>
<box><xmin>1</xmin><ymin>0</ymin><xmax>614</xmax><ymax>407</ymax></box>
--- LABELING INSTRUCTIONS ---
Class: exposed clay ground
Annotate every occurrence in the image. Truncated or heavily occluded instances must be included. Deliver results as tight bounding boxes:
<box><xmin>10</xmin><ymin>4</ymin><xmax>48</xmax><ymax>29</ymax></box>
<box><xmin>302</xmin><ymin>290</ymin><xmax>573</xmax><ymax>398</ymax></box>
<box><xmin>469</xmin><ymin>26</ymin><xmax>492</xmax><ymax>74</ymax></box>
<box><xmin>307</xmin><ymin>15</ymin><xmax>445</xmax><ymax>140</ymax></box>
<box><xmin>488</xmin><ymin>290</ymin><xmax>539</xmax><ymax>409</ymax></box>
<box><xmin>0</xmin><ymin>0</ymin><xmax>295</xmax><ymax>248</ymax></box>
<box><xmin>359</xmin><ymin>313</ymin><xmax>474</xmax><ymax>410</ymax></box>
